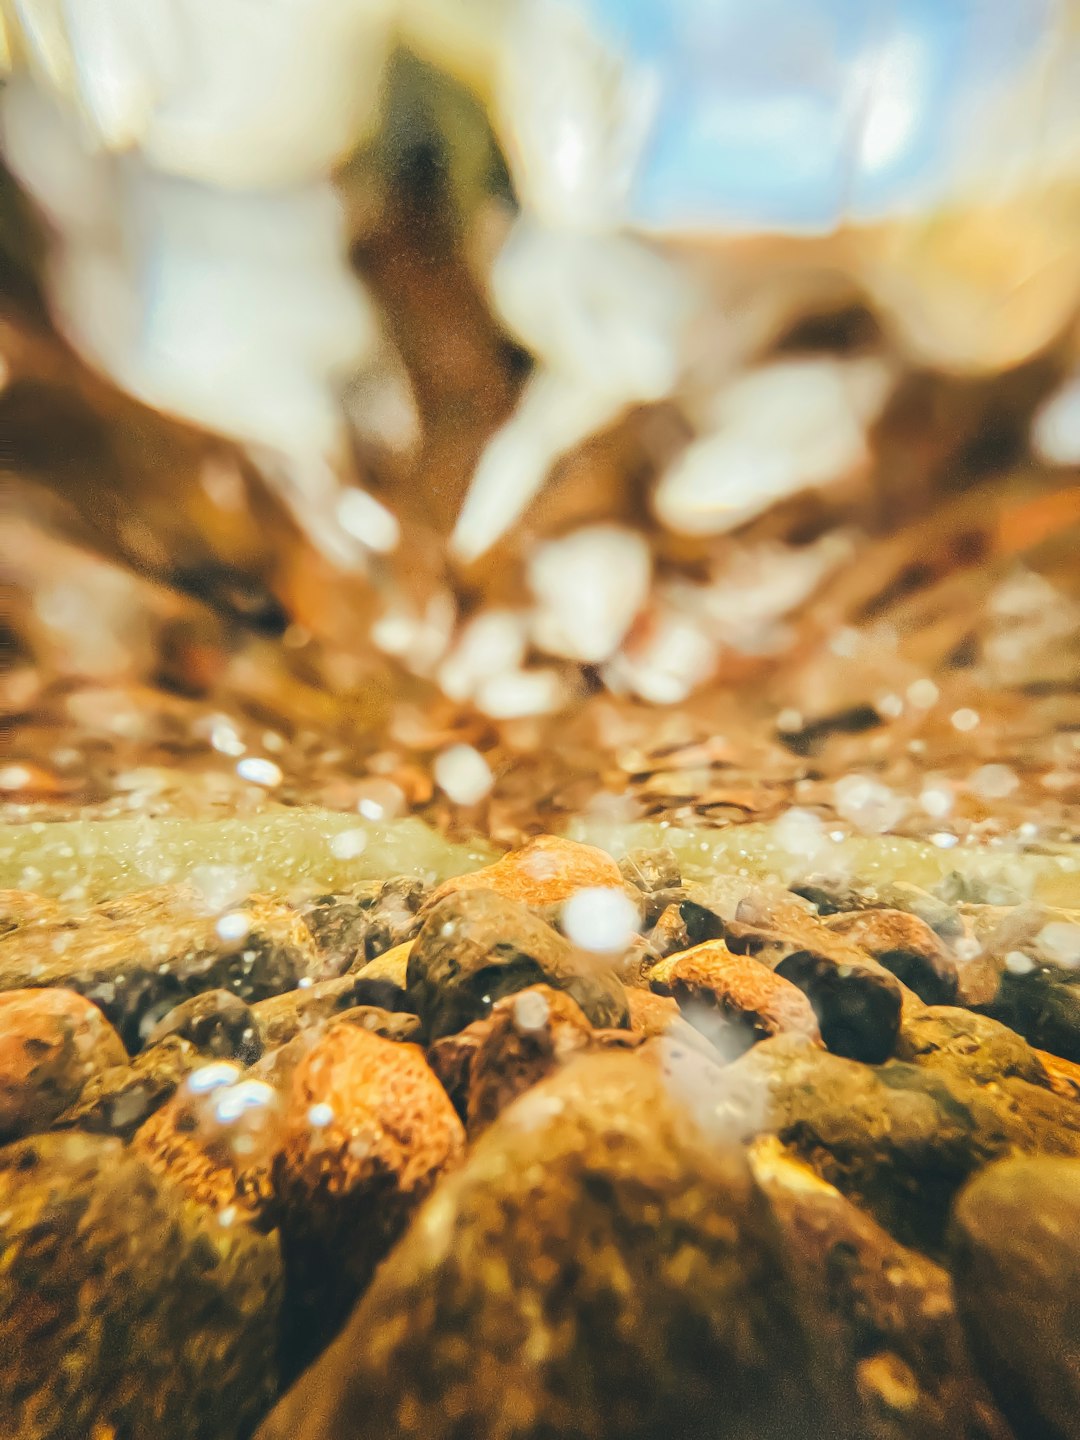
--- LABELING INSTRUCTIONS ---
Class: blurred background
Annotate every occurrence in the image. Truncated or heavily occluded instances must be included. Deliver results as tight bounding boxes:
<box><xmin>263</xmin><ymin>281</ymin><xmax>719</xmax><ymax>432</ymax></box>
<box><xmin>1</xmin><ymin>0</ymin><xmax>1078</xmax><ymax>846</ymax></box>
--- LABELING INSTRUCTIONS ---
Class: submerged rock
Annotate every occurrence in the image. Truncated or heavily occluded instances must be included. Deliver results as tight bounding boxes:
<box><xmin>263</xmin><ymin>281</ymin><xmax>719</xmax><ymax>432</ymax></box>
<box><xmin>53</xmin><ymin>1035</ymin><xmax>204</xmax><ymax>1139</ymax></box>
<box><xmin>145</xmin><ymin>989</ymin><xmax>263</xmax><ymax>1064</ymax></box>
<box><xmin>426</xmin><ymin>834</ymin><xmax>625</xmax><ymax>909</ymax></box>
<box><xmin>825</xmin><ymin>909</ymin><xmax>958</xmax><ymax>1005</ymax></box>
<box><xmin>0</xmin><ymin>887</ymin><xmax>323</xmax><ymax>1049</ymax></box>
<box><xmin>256</xmin><ymin>1048</ymin><xmax>834</xmax><ymax>1440</ymax></box>
<box><xmin>775</xmin><ymin>950</ymin><xmax>902</xmax><ymax>1064</ymax></box>
<box><xmin>895</xmin><ymin>1006</ymin><xmax>1053</xmax><ymax>1089</ymax></box>
<box><xmin>302</xmin><ymin>878</ymin><xmax>426</xmax><ymax>976</ymax></box>
<box><xmin>721</xmin><ymin>1034</ymin><xmax>1080</xmax><ymax>1252</ymax></box>
<box><xmin>0</xmin><ymin>1131</ymin><xmax>280</xmax><ymax>1440</ymax></box>
<box><xmin>649</xmin><ymin>939</ymin><xmax>821</xmax><ymax>1051</ymax></box>
<box><xmin>951</xmin><ymin>1156</ymin><xmax>1080</xmax><ymax>1440</ymax></box>
<box><xmin>273</xmin><ymin>1023</ymin><xmax>465</xmax><ymax>1381</ymax></box>
<box><xmin>979</xmin><ymin>967</ymin><xmax>1080</xmax><ymax>1063</ymax></box>
<box><xmin>749</xmin><ymin>1137</ymin><xmax>1011</xmax><ymax>1440</ymax></box>
<box><xmin>0</xmin><ymin>988</ymin><xmax>126</xmax><ymax>1142</ymax></box>
<box><xmin>251</xmin><ymin>974</ymin><xmax>413</xmax><ymax>1049</ymax></box>
<box><xmin>407</xmin><ymin>889</ymin><xmax>629</xmax><ymax>1040</ymax></box>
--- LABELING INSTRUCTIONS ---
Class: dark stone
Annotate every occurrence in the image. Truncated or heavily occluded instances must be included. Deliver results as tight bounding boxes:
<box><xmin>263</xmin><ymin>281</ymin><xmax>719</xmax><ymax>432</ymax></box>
<box><xmin>951</xmin><ymin>1156</ymin><xmax>1080</xmax><ymax>1440</ymax></box>
<box><xmin>0</xmin><ymin>1130</ymin><xmax>281</xmax><ymax>1440</ymax></box>
<box><xmin>407</xmin><ymin>889</ymin><xmax>629</xmax><ymax>1041</ymax></box>
<box><xmin>980</xmin><ymin>967</ymin><xmax>1080</xmax><ymax>1063</ymax></box>
<box><xmin>826</xmin><ymin>910</ymin><xmax>958</xmax><ymax>1006</ymax></box>
<box><xmin>775</xmin><ymin>950</ymin><xmax>903</xmax><ymax>1064</ymax></box>
<box><xmin>304</xmin><ymin>878</ymin><xmax>425</xmax><ymax>977</ymax></box>
<box><xmin>144</xmin><ymin>989</ymin><xmax>262</xmax><ymax>1064</ymax></box>
<box><xmin>896</xmin><ymin>1007</ymin><xmax>1053</xmax><ymax>1089</ymax></box>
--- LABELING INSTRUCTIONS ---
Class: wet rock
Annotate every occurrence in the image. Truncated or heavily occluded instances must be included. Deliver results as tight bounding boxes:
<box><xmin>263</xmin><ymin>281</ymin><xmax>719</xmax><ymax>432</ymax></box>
<box><xmin>0</xmin><ymin>988</ymin><xmax>126</xmax><ymax>1142</ymax></box>
<box><xmin>775</xmin><ymin>950</ymin><xmax>903</xmax><ymax>1064</ymax></box>
<box><xmin>426</xmin><ymin>834</ymin><xmax>624</xmax><ymax>910</ymax></box>
<box><xmin>251</xmin><ymin>975</ymin><xmax>412</xmax><ymax>1049</ymax></box>
<box><xmin>650</xmin><ymin>939</ymin><xmax>821</xmax><ymax>1052</ymax></box>
<box><xmin>1034</xmin><ymin>1047</ymin><xmax>1080</xmax><ymax>1102</ymax></box>
<box><xmin>749</xmin><ymin>1137</ymin><xmax>1012</xmax><ymax>1440</ymax></box>
<box><xmin>464</xmin><ymin>985</ymin><xmax>595</xmax><ymax>1135</ymax></box>
<box><xmin>0</xmin><ymin>890</ymin><xmax>62</xmax><ymax>937</ymax></box>
<box><xmin>826</xmin><ymin>910</ymin><xmax>958</xmax><ymax>1005</ymax></box>
<box><xmin>0</xmin><ymin>1130</ymin><xmax>280</xmax><ymax>1440</ymax></box>
<box><xmin>144</xmin><ymin>989</ymin><xmax>262</xmax><ymax>1064</ymax></box>
<box><xmin>649</xmin><ymin>897</ymin><xmax>727</xmax><ymax>957</ymax></box>
<box><xmin>0</xmin><ymin>887</ymin><xmax>323</xmax><ymax>1050</ymax></box>
<box><xmin>408</xmin><ymin>889</ymin><xmax>630</xmax><ymax>1041</ymax></box>
<box><xmin>721</xmin><ymin>1034</ymin><xmax>1080</xmax><ymax>1253</ymax></box>
<box><xmin>302</xmin><ymin>878</ymin><xmax>425</xmax><ymax>976</ymax></box>
<box><xmin>426</xmin><ymin>1023</ymin><xmax>488</xmax><ymax>1121</ymax></box>
<box><xmin>979</xmin><ymin>967</ymin><xmax>1080</xmax><ymax>1063</ymax></box>
<box><xmin>332</xmin><ymin>1005</ymin><xmax>421</xmax><ymax>1043</ymax></box>
<box><xmin>256</xmin><ymin>1049</ymin><xmax>834</xmax><ymax>1440</ymax></box>
<box><xmin>133</xmin><ymin>1065</ymin><xmax>283</xmax><ymax>1226</ymax></box>
<box><xmin>896</xmin><ymin>1006</ymin><xmax>1053</xmax><ymax>1089</ymax></box>
<box><xmin>951</xmin><ymin>1156</ymin><xmax>1080</xmax><ymax>1440</ymax></box>
<box><xmin>792</xmin><ymin>879</ymin><xmax>964</xmax><ymax>939</ymax></box>
<box><xmin>53</xmin><ymin>1035</ymin><xmax>203</xmax><ymax>1139</ymax></box>
<box><xmin>626</xmin><ymin>986</ymin><xmax>683</xmax><ymax>1037</ymax></box>
<box><xmin>348</xmin><ymin>938</ymin><xmax>412</xmax><ymax>985</ymax></box>
<box><xmin>618</xmin><ymin>848</ymin><xmax>684</xmax><ymax>924</ymax></box>
<box><xmin>273</xmin><ymin>1022</ymin><xmax>465</xmax><ymax>1380</ymax></box>
<box><xmin>618</xmin><ymin>846</ymin><xmax>682</xmax><ymax>894</ymax></box>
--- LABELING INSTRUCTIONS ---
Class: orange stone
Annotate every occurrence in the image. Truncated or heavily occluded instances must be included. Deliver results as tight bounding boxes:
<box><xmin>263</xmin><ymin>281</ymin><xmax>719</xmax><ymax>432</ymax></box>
<box><xmin>650</xmin><ymin>940</ymin><xmax>822</xmax><ymax>1047</ymax></box>
<box><xmin>427</xmin><ymin>835</ymin><xmax>624</xmax><ymax>910</ymax></box>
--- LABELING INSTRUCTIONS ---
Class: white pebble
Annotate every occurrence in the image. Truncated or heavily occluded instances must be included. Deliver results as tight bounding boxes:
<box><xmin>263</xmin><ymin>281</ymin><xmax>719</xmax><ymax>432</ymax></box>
<box><xmin>528</xmin><ymin>525</ymin><xmax>651</xmax><ymax>663</ymax></box>
<box><xmin>336</xmin><ymin>487</ymin><xmax>401</xmax><ymax>554</ymax></box>
<box><xmin>355</xmin><ymin>780</ymin><xmax>406</xmax><ymax>822</ymax></box>
<box><xmin>950</xmin><ymin>708</ymin><xmax>980</xmax><ymax>733</ymax></box>
<box><xmin>969</xmin><ymin>764</ymin><xmax>1019</xmax><ymax>800</ymax></box>
<box><xmin>307</xmin><ymin>1103</ymin><xmax>335</xmax><ymax>1128</ymax></box>
<box><xmin>330</xmin><ymin>828</ymin><xmax>369</xmax><ymax>860</ymax></box>
<box><xmin>833</xmin><ymin>774</ymin><xmax>908</xmax><ymax>835</ymax></box>
<box><xmin>513</xmin><ymin>990</ymin><xmax>551</xmax><ymax>1033</ymax></box>
<box><xmin>433</xmin><ymin>745</ymin><xmax>493</xmax><ymax>806</ymax></box>
<box><xmin>1037</xmin><ymin>922</ymin><xmax>1080</xmax><ymax>969</ymax></box>
<box><xmin>236</xmin><ymin>756</ymin><xmax>283</xmax><ymax>788</ymax></box>
<box><xmin>476</xmin><ymin>668</ymin><xmax>568</xmax><ymax>719</ymax></box>
<box><xmin>437</xmin><ymin>609</ymin><xmax>529</xmax><ymax>703</ymax></box>
<box><xmin>0</xmin><ymin>764</ymin><xmax>32</xmax><ymax>791</ymax></box>
<box><xmin>906</xmin><ymin>678</ymin><xmax>939</xmax><ymax>709</ymax></box>
<box><xmin>209</xmin><ymin>719</ymin><xmax>246</xmax><ymax>757</ymax></box>
<box><xmin>1005</xmin><ymin>951</ymin><xmax>1035</xmax><ymax>975</ymax></box>
<box><xmin>561</xmin><ymin>887</ymin><xmax>640</xmax><ymax>954</ymax></box>
<box><xmin>919</xmin><ymin>781</ymin><xmax>954</xmax><ymax>819</ymax></box>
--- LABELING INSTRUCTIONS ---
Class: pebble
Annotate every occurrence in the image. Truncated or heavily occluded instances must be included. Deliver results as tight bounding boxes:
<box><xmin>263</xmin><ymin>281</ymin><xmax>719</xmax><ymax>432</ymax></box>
<box><xmin>649</xmin><ymin>940</ymin><xmax>822</xmax><ymax>1050</ymax></box>
<box><xmin>0</xmin><ymin>1131</ymin><xmax>280</xmax><ymax>1440</ymax></box>
<box><xmin>273</xmin><ymin>1023</ymin><xmax>465</xmax><ymax>1381</ymax></box>
<box><xmin>749</xmin><ymin>1137</ymin><xmax>1011</xmax><ymax>1440</ymax></box>
<box><xmin>348</xmin><ymin>938</ymin><xmax>413</xmax><ymax>987</ymax></box>
<box><xmin>251</xmin><ymin>974</ymin><xmax>413</xmax><ymax>1050</ymax></box>
<box><xmin>462</xmin><ymin>984</ymin><xmax>595</xmax><ymax>1135</ymax></box>
<box><xmin>951</xmin><ymin>1156</ymin><xmax>1080</xmax><ymax>1440</ymax></box>
<box><xmin>133</xmin><ymin>1072</ymin><xmax>282</xmax><ymax>1224</ymax></box>
<box><xmin>426</xmin><ymin>834</ymin><xmax>624</xmax><ymax>909</ymax></box>
<box><xmin>825</xmin><ymin>909</ymin><xmax>959</xmax><ymax>1005</ymax></box>
<box><xmin>53</xmin><ymin>1035</ymin><xmax>204</xmax><ymax>1139</ymax></box>
<box><xmin>302</xmin><ymin>877</ymin><xmax>425</xmax><ymax>978</ymax></box>
<box><xmin>143</xmin><ymin>989</ymin><xmax>262</xmax><ymax>1064</ymax></box>
<box><xmin>0</xmin><ymin>987</ymin><xmax>126</xmax><ymax>1142</ymax></box>
<box><xmin>255</xmin><ymin>1049</ymin><xmax>833</xmax><ymax>1440</ymax></box>
<box><xmin>719</xmin><ymin>1034</ymin><xmax>1080</xmax><ymax>1254</ymax></box>
<box><xmin>407</xmin><ymin>888</ymin><xmax>630</xmax><ymax>1041</ymax></box>
<box><xmin>0</xmin><ymin>887</ymin><xmax>323</xmax><ymax>1050</ymax></box>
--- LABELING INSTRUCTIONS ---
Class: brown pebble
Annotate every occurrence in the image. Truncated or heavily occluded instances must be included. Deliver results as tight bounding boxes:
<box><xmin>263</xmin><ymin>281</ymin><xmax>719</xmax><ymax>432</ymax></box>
<box><xmin>465</xmin><ymin>985</ymin><xmax>595</xmax><ymax>1135</ymax></box>
<box><xmin>0</xmin><ymin>988</ymin><xmax>127</xmax><ymax>1142</ymax></box>
<box><xmin>826</xmin><ymin>909</ymin><xmax>958</xmax><ymax>1005</ymax></box>
<box><xmin>650</xmin><ymin>940</ymin><xmax>822</xmax><ymax>1050</ymax></box>
<box><xmin>426</xmin><ymin>834</ymin><xmax>623</xmax><ymax>909</ymax></box>
<box><xmin>274</xmin><ymin>1023</ymin><xmax>465</xmax><ymax>1380</ymax></box>
<box><xmin>133</xmin><ymin>1068</ymin><xmax>282</xmax><ymax>1224</ymax></box>
<box><xmin>626</xmin><ymin>988</ymin><xmax>682</xmax><ymax>1037</ymax></box>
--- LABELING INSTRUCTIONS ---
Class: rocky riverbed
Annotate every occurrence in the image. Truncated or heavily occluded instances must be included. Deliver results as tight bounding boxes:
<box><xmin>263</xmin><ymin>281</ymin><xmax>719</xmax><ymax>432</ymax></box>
<box><xmin>2</xmin><ymin>825</ymin><xmax>1079</xmax><ymax>1440</ymax></box>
